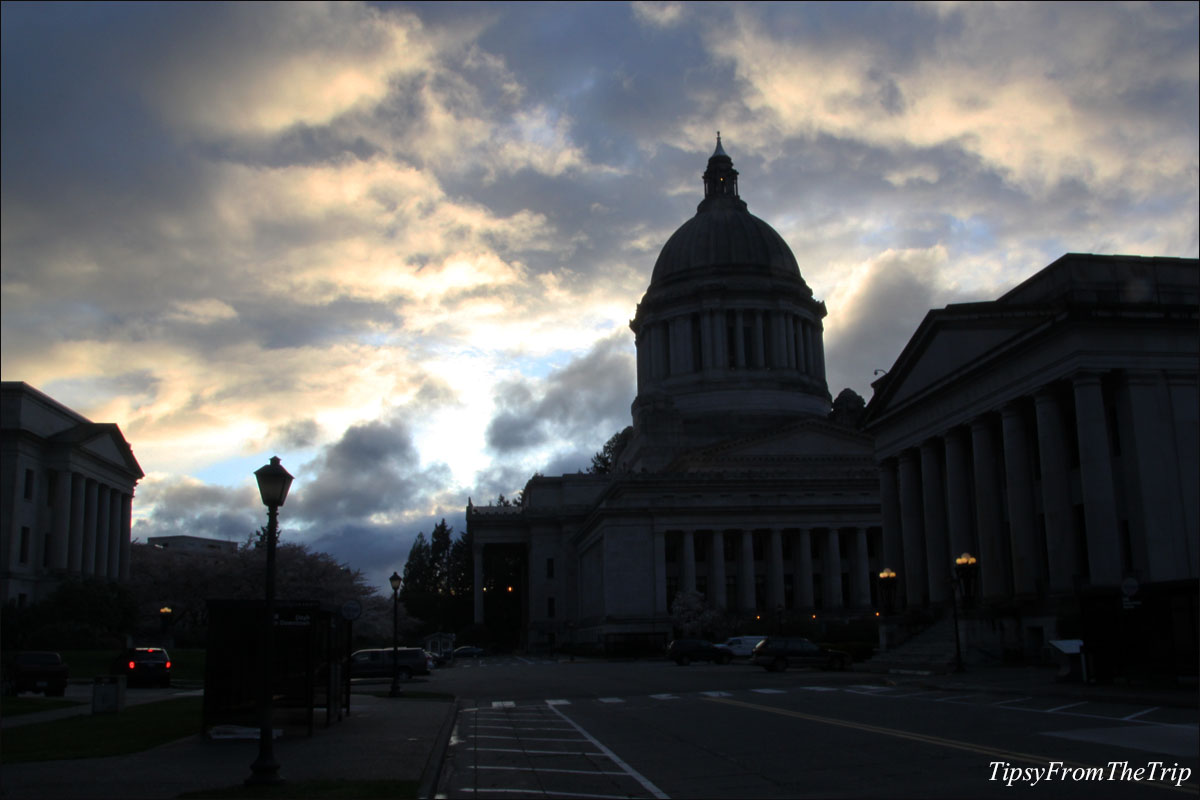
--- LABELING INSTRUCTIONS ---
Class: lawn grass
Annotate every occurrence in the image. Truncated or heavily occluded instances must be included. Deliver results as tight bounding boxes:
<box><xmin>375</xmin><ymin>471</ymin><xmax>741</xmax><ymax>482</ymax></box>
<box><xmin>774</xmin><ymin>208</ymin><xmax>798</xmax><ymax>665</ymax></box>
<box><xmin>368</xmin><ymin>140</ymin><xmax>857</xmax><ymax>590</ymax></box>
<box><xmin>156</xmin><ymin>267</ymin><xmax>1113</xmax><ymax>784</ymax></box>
<box><xmin>179</xmin><ymin>779</ymin><xmax>418</xmax><ymax>799</ymax></box>
<box><xmin>1</xmin><ymin>696</ymin><xmax>202</xmax><ymax>762</ymax></box>
<box><xmin>0</xmin><ymin>695</ymin><xmax>85</xmax><ymax>717</ymax></box>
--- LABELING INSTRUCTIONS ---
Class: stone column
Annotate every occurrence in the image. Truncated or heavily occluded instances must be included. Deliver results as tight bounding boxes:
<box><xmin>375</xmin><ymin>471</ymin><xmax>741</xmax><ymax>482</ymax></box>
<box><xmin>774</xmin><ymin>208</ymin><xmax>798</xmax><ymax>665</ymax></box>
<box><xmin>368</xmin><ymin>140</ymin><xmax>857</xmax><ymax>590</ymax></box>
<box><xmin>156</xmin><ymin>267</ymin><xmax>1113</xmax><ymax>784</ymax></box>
<box><xmin>824</xmin><ymin>529</ymin><xmax>843</xmax><ymax>609</ymax></box>
<box><xmin>943</xmin><ymin>428</ymin><xmax>973</xmax><ymax>558</ymax></box>
<box><xmin>734</xmin><ymin>311</ymin><xmax>746</xmax><ymax>368</ymax></box>
<box><xmin>753</xmin><ymin>311</ymin><xmax>766</xmax><ymax>368</ymax></box>
<box><xmin>107</xmin><ymin>488</ymin><xmax>122</xmax><ymax>578</ymax></box>
<box><xmin>795</xmin><ymin>528</ymin><xmax>814</xmax><ymax>608</ymax></box>
<box><xmin>801</xmin><ymin>321</ymin><xmax>811</xmax><ymax>374</ymax></box>
<box><xmin>767</xmin><ymin>528</ymin><xmax>785</xmax><ymax>610</ymax></box>
<box><xmin>970</xmin><ymin>418</ymin><xmax>1007</xmax><ymax>598</ymax></box>
<box><xmin>920</xmin><ymin>439</ymin><xmax>949</xmax><ymax>604</ymax></box>
<box><xmin>814</xmin><ymin>324</ymin><xmax>827</xmax><ymax>382</ymax></box>
<box><xmin>852</xmin><ymin>527</ymin><xmax>871</xmax><ymax>607</ymax></box>
<box><xmin>897</xmin><ymin>450</ymin><xmax>927</xmax><ymax>606</ymax></box>
<box><xmin>784</xmin><ymin>315</ymin><xmax>797</xmax><ymax>369</ymax></box>
<box><xmin>636</xmin><ymin>331</ymin><xmax>648</xmax><ymax>388</ymax></box>
<box><xmin>654</xmin><ymin>529</ymin><xmax>668</xmax><ymax>615</ymax></box>
<box><xmin>119</xmin><ymin>493</ymin><xmax>133</xmax><ymax>581</ymax></box>
<box><xmin>681</xmin><ymin>530</ymin><xmax>697</xmax><ymax>594</ymax></box>
<box><xmin>710</xmin><ymin>531</ymin><xmax>727</xmax><ymax>609</ymax></box>
<box><xmin>68</xmin><ymin>473</ymin><xmax>84</xmax><ymax>573</ymax></box>
<box><xmin>879</xmin><ymin>459</ymin><xmax>904</xmax><ymax>603</ymax></box>
<box><xmin>700</xmin><ymin>311</ymin><xmax>713</xmax><ymax>372</ymax></box>
<box><xmin>1001</xmin><ymin>403</ymin><xmax>1040</xmax><ymax>596</ymax></box>
<box><xmin>1072</xmin><ymin>373</ymin><xmax>1120</xmax><ymax>585</ymax></box>
<box><xmin>52</xmin><ymin>471</ymin><xmax>71</xmax><ymax>571</ymax></box>
<box><xmin>738</xmin><ymin>529</ymin><xmax>755</xmax><ymax>611</ymax></box>
<box><xmin>1122</xmin><ymin>370</ymin><xmax>1189</xmax><ymax>581</ymax></box>
<box><xmin>473</xmin><ymin>542</ymin><xmax>485</xmax><ymax>624</ymax></box>
<box><xmin>1167</xmin><ymin>373</ymin><xmax>1199</xmax><ymax>558</ymax></box>
<box><xmin>82</xmin><ymin>479</ymin><xmax>98</xmax><ymax>576</ymax></box>
<box><xmin>94</xmin><ymin>485</ymin><xmax>110</xmax><ymax>579</ymax></box>
<box><xmin>1034</xmin><ymin>388</ymin><xmax>1077</xmax><ymax>591</ymax></box>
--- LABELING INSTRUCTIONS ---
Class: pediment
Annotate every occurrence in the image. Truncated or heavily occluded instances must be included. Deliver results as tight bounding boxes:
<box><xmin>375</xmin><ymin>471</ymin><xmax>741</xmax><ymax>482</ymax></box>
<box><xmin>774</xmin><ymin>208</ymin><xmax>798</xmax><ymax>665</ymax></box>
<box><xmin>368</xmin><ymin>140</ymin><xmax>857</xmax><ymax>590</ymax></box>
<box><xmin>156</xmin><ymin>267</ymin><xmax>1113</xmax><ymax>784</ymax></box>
<box><xmin>879</xmin><ymin>310</ymin><xmax>1048</xmax><ymax>410</ymax></box>
<box><xmin>55</xmin><ymin>423</ymin><xmax>144</xmax><ymax>478</ymax></box>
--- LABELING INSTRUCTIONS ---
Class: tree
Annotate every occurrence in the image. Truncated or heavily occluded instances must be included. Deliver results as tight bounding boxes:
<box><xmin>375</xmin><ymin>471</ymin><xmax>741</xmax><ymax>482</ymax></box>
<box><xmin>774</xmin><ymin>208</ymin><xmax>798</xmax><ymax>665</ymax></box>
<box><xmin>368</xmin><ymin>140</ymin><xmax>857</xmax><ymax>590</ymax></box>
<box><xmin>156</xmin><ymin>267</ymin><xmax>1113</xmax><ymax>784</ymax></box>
<box><xmin>399</xmin><ymin>521</ymin><xmax>475</xmax><ymax>636</ymax></box>
<box><xmin>588</xmin><ymin>428</ymin><xmax>631</xmax><ymax>474</ymax></box>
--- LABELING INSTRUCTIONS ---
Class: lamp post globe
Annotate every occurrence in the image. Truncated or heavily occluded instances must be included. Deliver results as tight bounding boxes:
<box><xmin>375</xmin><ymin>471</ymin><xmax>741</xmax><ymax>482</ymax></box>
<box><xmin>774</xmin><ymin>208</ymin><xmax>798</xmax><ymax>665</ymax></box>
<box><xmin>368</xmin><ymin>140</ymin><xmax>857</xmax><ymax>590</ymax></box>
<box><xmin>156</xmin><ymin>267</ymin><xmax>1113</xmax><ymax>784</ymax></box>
<box><xmin>389</xmin><ymin>571</ymin><xmax>403</xmax><ymax>697</ymax></box>
<box><xmin>246</xmin><ymin>456</ymin><xmax>293</xmax><ymax>787</ymax></box>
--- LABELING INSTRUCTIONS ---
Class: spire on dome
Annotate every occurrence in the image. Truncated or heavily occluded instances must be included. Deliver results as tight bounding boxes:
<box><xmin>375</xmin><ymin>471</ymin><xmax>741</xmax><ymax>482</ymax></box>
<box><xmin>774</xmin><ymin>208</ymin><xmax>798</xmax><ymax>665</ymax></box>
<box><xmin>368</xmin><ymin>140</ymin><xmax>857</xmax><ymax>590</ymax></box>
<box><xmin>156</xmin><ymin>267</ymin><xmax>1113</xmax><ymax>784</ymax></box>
<box><xmin>701</xmin><ymin>133</ymin><xmax>743</xmax><ymax>209</ymax></box>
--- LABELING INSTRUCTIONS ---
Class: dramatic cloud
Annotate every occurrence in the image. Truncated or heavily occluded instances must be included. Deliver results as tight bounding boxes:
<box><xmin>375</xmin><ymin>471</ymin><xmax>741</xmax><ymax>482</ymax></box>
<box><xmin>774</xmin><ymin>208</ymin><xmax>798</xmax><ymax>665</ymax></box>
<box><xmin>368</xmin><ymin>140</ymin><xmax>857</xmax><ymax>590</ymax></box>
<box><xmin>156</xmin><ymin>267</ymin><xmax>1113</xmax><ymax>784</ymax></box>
<box><xmin>3</xmin><ymin>2</ymin><xmax>1195</xmax><ymax>582</ymax></box>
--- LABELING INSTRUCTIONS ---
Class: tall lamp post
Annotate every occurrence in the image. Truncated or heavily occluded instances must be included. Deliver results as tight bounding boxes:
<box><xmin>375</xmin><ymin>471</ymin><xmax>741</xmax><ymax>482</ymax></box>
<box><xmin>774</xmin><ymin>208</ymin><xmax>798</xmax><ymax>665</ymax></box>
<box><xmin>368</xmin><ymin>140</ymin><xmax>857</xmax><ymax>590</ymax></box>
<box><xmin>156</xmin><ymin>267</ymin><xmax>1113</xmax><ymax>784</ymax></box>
<box><xmin>389</xmin><ymin>571</ymin><xmax>403</xmax><ymax>697</ymax></box>
<box><xmin>951</xmin><ymin>552</ymin><xmax>978</xmax><ymax>674</ymax></box>
<box><xmin>246</xmin><ymin>456</ymin><xmax>293</xmax><ymax>787</ymax></box>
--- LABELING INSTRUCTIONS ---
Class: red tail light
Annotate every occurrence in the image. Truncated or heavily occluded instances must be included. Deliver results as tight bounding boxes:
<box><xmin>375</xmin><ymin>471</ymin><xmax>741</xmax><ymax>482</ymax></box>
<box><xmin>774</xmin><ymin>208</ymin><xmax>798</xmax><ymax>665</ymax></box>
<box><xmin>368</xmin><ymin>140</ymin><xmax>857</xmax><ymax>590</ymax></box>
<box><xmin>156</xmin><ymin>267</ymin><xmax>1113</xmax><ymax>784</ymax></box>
<box><xmin>128</xmin><ymin>661</ymin><xmax>136</xmax><ymax>670</ymax></box>
<box><xmin>165</xmin><ymin>661</ymin><xmax>171</xmax><ymax>669</ymax></box>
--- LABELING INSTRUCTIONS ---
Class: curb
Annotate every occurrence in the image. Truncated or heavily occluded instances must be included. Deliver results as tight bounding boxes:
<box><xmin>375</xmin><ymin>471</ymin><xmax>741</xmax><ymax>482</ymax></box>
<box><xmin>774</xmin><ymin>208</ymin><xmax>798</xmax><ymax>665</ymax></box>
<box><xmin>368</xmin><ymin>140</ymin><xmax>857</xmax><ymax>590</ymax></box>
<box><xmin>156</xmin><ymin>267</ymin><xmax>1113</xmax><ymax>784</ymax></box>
<box><xmin>417</xmin><ymin>699</ymin><xmax>460</xmax><ymax>800</ymax></box>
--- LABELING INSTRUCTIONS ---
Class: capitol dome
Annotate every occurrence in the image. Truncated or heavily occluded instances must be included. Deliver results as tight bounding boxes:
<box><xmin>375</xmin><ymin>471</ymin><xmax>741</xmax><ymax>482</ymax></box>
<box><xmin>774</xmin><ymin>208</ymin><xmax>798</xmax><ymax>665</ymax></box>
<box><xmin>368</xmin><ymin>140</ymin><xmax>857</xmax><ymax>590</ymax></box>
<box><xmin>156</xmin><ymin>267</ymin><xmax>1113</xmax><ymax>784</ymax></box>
<box><xmin>627</xmin><ymin>137</ymin><xmax>831</xmax><ymax>463</ymax></box>
<box><xmin>649</xmin><ymin>136</ymin><xmax>808</xmax><ymax>290</ymax></box>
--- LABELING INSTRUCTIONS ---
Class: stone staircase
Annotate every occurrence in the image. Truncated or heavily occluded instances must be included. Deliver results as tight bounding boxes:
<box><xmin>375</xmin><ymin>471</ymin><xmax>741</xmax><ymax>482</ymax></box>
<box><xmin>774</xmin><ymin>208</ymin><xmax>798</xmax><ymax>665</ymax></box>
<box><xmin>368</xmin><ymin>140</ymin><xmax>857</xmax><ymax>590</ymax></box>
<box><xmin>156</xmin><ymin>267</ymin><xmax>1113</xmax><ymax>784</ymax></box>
<box><xmin>861</xmin><ymin>617</ymin><xmax>959</xmax><ymax>675</ymax></box>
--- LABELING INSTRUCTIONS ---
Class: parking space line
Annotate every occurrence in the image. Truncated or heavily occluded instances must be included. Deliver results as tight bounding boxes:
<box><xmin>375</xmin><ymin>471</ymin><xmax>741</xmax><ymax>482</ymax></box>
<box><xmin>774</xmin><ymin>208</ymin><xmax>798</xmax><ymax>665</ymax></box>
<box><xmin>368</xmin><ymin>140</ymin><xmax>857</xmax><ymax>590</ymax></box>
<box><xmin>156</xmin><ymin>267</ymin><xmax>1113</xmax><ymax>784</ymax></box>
<box><xmin>751</xmin><ymin>688</ymin><xmax>786</xmax><ymax>694</ymax></box>
<box><xmin>650</xmin><ymin>693</ymin><xmax>678</xmax><ymax>700</ymax></box>
<box><xmin>991</xmin><ymin>696</ymin><xmax>1032</xmax><ymax>705</ymax></box>
<box><xmin>547</xmin><ymin>703</ymin><xmax>670</xmax><ymax>799</ymax></box>
<box><xmin>597</xmin><ymin>697</ymin><xmax>624</xmax><ymax>703</ymax></box>
<box><xmin>456</xmin><ymin>789</ymin><xmax>649</xmax><ymax>799</ymax></box>
<box><xmin>546</xmin><ymin>699</ymin><xmax>571</xmax><ymax>705</ymax></box>
<box><xmin>470</xmin><ymin>765</ymin><xmax>629</xmax><ymax>776</ymax></box>
<box><xmin>1045</xmin><ymin>701</ymin><xmax>1087</xmax><ymax>712</ymax></box>
<box><xmin>1123</xmin><ymin>706</ymin><xmax>1160</xmax><ymax>721</ymax></box>
<box><xmin>475</xmin><ymin>747</ymin><xmax>605</xmax><ymax>756</ymax></box>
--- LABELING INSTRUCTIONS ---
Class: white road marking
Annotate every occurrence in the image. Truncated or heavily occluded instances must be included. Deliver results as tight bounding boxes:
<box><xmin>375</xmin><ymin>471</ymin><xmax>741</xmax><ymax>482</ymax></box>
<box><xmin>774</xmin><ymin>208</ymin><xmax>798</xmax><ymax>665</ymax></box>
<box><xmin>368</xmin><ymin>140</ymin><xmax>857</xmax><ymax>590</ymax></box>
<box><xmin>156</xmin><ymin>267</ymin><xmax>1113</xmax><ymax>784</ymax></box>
<box><xmin>546</xmin><ymin>703</ymin><xmax>670</xmax><ymax>800</ymax></box>
<box><xmin>456</xmin><ymin>789</ymin><xmax>648</xmax><ymax>799</ymax></box>
<box><xmin>1045</xmin><ymin>701</ymin><xmax>1087</xmax><ymax>712</ymax></box>
<box><xmin>650</xmin><ymin>693</ymin><xmax>679</xmax><ymax>700</ymax></box>
<box><xmin>1122</xmin><ymin>706</ymin><xmax>1160</xmax><ymax>721</ymax></box>
<box><xmin>700</xmin><ymin>691</ymin><xmax>730</xmax><ymax>697</ymax></box>
<box><xmin>546</xmin><ymin>699</ymin><xmax>571</xmax><ymax>705</ymax></box>
<box><xmin>751</xmin><ymin>688</ymin><xmax>786</xmax><ymax>694</ymax></box>
<box><xmin>470</xmin><ymin>765</ymin><xmax>628</xmax><ymax>776</ymax></box>
<box><xmin>991</xmin><ymin>696</ymin><xmax>1032</xmax><ymax>705</ymax></box>
<box><xmin>597</xmin><ymin>697</ymin><xmax>624</xmax><ymax>703</ymax></box>
<box><xmin>491</xmin><ymin>701</ymin><xmax>516</xmax><ymax>708</ymax></box>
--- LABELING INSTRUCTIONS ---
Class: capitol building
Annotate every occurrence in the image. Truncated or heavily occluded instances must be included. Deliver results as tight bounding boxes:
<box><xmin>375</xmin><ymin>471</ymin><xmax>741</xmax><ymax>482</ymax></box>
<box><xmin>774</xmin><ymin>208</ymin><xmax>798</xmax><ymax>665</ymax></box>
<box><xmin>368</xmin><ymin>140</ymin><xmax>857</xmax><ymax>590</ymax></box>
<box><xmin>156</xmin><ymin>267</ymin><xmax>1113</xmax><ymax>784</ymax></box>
<box><xmin>468</xmin><ymin>140</ymin><xmax>1198</xmax><ymax>671</ymax></box>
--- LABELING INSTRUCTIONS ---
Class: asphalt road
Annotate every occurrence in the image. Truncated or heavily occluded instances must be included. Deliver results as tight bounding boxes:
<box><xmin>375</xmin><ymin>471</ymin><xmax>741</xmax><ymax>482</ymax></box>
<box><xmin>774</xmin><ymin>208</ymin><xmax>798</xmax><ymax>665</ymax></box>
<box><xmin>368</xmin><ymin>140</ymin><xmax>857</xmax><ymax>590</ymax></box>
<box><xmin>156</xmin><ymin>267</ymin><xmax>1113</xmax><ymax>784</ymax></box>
<box><xmin>431</xmin><ymin>656</ymin><xmax>1198</xmax><ymax>799</ymax></box>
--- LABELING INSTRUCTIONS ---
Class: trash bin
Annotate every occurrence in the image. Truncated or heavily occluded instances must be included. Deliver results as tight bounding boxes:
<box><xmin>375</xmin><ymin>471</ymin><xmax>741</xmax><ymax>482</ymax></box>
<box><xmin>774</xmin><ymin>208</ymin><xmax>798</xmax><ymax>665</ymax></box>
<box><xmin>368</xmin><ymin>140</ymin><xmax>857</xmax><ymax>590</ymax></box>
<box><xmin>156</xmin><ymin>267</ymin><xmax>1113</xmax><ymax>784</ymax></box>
<box><xmin>92</xmin><ymin>675</ymin><xmax>126</xmax><ymax>714</ymax></box>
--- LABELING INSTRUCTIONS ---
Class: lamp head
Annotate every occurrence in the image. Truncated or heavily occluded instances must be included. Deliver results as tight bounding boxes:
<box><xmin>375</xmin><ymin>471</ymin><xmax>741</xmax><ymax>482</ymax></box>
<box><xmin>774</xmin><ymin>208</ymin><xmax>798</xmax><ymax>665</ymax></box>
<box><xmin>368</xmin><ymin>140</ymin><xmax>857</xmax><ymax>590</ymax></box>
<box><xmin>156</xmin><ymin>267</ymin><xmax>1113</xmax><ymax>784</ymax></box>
<box><xmin>255</xmin><ymin>456</ymin><xmax>294</xmax><ymax>508</ymax></box>
<box><xmin>389</xmin><ymin>571</ymin><xmax>402</xmax><ymax>592</ymax></box>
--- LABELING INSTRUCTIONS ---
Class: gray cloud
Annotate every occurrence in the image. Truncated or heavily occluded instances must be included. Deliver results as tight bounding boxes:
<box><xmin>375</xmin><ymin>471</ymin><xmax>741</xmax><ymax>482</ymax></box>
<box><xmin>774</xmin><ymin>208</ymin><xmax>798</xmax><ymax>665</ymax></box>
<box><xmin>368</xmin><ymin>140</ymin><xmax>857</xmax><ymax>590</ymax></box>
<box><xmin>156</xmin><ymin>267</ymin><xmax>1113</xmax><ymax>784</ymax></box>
<box><xmin>485</xmin><ymin>332</ymin><xmax>635</xmax><ymax>454</ymax></box>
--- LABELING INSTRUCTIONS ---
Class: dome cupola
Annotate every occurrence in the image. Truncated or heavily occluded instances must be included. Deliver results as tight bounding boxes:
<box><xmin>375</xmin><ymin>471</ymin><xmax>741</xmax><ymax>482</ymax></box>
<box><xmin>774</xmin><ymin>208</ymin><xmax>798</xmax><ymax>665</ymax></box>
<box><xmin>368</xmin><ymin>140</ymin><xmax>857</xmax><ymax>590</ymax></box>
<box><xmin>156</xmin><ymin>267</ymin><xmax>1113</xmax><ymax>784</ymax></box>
<box><xmin>627</xmin><ymin>137</ymin><xmax>831</xmax><ymax>456</ymax></box>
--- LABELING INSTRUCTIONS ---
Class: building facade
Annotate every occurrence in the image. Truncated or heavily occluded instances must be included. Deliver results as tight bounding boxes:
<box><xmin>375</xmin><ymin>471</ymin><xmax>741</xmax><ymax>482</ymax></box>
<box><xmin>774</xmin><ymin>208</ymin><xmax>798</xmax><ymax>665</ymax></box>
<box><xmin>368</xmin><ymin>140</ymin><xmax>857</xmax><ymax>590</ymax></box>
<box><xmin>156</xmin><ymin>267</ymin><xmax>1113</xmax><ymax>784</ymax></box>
<box><xmin>862</xmin><ymin>254</ymin><xmax>1199</xmax><ymax>667</ymax></box>
<box><xmin>468</xmin><ymin>141</ymin><xmax>882</xmax><ymax>651</ymax></box>
<box><xmin>1</xmin><ymin>382</ymin><xmax>143</xmax><ymax>605</ymax></box>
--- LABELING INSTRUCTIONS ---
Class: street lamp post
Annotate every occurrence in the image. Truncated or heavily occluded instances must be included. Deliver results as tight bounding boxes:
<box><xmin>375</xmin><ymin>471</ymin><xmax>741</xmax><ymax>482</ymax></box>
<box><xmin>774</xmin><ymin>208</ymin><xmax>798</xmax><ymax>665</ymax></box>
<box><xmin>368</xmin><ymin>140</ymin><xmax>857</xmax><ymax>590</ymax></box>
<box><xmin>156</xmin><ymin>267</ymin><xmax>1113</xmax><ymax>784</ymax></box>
<box><xmin>246</xmin><ymin>456</ymin><xmax>293</xmax><ymax>787</ymax></box>
<box><xmin>951</xmin><ymin>552</ymin><xmax>978</xmax><ymax>674</ymax></box>
<box><xmin>389</xmin><ymin>571</ymin><xmax>403</xmax><ymax>697</ymax></box>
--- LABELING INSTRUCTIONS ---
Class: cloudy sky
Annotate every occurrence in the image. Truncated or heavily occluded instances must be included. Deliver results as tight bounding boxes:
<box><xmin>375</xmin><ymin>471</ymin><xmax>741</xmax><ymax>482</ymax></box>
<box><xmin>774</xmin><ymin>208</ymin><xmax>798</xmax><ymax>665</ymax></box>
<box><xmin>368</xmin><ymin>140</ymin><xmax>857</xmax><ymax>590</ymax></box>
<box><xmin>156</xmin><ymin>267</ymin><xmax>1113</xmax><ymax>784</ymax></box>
<box><xmin>3</xmin><ymin>1</ymin><xmax>1196</xmax><ymax>588</ymax></box>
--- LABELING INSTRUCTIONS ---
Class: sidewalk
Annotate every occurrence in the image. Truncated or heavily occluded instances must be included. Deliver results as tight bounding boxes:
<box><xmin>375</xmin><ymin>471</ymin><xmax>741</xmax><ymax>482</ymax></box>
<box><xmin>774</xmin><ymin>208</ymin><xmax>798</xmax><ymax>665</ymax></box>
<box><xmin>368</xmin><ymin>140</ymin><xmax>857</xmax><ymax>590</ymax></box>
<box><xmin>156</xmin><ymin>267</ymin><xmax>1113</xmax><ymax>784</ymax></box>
<box><xmin>1</xmin><ymin>691</ymin><xmax>456</xmax><ymax>800</ymax></box>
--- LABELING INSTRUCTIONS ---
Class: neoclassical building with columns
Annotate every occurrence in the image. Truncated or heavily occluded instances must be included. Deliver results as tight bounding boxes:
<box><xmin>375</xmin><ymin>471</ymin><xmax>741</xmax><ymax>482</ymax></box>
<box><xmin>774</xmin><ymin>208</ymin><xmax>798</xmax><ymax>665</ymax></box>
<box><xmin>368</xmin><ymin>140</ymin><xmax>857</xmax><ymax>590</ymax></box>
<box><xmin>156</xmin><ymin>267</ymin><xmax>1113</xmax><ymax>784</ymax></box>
<box><xmin>1</xmin><ymin>381</ymin><xmax>143</xmax><ymax>605</ymax></box>
<box><xmin>469</xmin><ymin>141</ymin><xmax>882</xmax><ymax>651</ymax></box>
<box><xmin>863</xmin><ymin>254</ymin><xmax>1198</xmax><ymax>667</ymax></box>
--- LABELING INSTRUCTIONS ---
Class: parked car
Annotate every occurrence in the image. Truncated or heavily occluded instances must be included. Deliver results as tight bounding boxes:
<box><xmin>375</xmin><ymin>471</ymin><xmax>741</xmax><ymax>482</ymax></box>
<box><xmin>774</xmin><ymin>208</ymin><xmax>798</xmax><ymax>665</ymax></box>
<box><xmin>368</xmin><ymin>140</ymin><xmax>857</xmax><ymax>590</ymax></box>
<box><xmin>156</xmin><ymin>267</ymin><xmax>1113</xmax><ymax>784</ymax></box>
<box><xmin>5</xmin><ymin>651</ymin><xmax>69</xmax><ymax>696</ymax></box>
<box><xmin>453</xmin><ymin>645</ymin><xmax>485</xmax><ymax>659</ymax></box>
<box><xmin>666</xmin><ymin>639</ymin><xmax>733</xmax><ymax>665</ymax></box>
<box><xmin>349</xmin><ymin>648</ymin><xmax>430</xmax><ymax>680</ymax></box>
<box><xmin>718</xmin><ymin>636</ymin><xmax>763</xmax><ymax>658</ymax></box>
<box><xmin>115</xmin><ymin>647</ymin><xmax>172</xmax><ymax>687</ymax></box>
<box><xmin>751</xmin><ymin>637</ymin><xmax>851</xmax><ymax>672</ymax></box>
